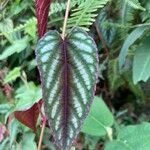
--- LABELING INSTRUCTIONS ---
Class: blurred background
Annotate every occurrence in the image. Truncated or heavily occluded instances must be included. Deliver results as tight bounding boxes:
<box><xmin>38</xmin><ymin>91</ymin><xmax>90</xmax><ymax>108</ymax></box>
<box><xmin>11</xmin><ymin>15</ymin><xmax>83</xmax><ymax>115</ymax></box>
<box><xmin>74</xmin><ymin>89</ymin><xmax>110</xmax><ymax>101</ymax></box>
<box><xmin>0</xmin><ymin>0</ymin><xmax>150</xmax><ymax>150</ymax></box>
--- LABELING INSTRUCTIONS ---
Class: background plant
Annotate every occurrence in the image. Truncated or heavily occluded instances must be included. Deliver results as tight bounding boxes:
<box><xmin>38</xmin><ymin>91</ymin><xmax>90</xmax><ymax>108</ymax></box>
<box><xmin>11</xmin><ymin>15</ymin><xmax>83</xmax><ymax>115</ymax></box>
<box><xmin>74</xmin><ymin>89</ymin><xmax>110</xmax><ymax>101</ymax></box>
<box><xmin>0</xmin><ymin>0</ymin><xmax>150</xmax><ymax>150</ymax></box>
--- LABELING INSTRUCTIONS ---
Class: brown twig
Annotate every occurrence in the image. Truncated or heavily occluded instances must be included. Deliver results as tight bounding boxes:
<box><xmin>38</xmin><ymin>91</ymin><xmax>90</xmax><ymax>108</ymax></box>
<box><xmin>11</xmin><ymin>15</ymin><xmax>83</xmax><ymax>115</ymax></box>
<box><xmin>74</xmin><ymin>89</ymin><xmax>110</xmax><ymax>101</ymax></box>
<box><xmin>37</xmin><ymin>117</ymin><xmax>47</xmax><ymax>150</ymax></box>
<box><xmin>61</xmin><ymin>0</ymin><xmax>71</xmax><ymax>40</ymax></box>
<box><xmin>95</xmin><ymin>22</ymin><xmax>109</xmax><ymax>56</ymax></box>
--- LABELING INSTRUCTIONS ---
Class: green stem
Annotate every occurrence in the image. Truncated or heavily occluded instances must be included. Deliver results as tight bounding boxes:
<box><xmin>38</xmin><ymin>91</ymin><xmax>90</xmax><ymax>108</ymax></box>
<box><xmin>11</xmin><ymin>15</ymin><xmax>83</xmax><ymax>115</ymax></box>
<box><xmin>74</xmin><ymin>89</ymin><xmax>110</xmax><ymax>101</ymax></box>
<box><xmin>62</xmin><ymin>0</ymin><xmax>71</xmax><ymax>40</ymax></box>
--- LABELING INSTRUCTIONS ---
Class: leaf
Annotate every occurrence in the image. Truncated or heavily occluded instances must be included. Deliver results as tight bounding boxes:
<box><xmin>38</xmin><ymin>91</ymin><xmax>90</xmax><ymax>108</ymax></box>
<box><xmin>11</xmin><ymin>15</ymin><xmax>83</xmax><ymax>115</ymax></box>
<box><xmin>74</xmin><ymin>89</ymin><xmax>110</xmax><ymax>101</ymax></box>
<box><xmin>24</xmin><ymin>19</ymin><xmax>37</xmax><ymax>38</ymax></box>
<box><xmin>15</xmin><ymin>82</ymin><xmax>42</xmax><ymax>111</ymax></box>
<box><xmin>0</xmin><ymin>137</ymin><xmax>9</xmax><ymax>150</ymax></box>
<box><xmin>82</xmin><ymin>96</ymin><xmax>113</xmax><ymax>136</ymax></box>
<box><xmin>119</xmin><ymin>26</ymin><xmax>148</xmax><ymax>69</ymax></box>
<box><xmin>0</xmin><ymin>37</ymin><xmax>28</xmax><ymax>60</ymax></box>
<box><xmin>21</xmin><ymin>133</ymin><xmax>37</xmax><ymax>150</ymax></box>
<box><xmin>4</xmin><ymin>67</ymin><xmax>21</xmax><ymax>83</ymax></box>
<box><xmin>123</xmin><ymin>72</ymin><xmax>145</xmax><ymax>99</ymax></box>
<box><xmin>121</xmin><ymin>0</ymin><xmax>135</xmax><ymax>25</ymax></box>
<box><xmin>14</xmin><ymin>99</ymin><xmax>43</xmax><ymax>132</ymax></box>
<box><xmin>97</xmin><ymin>8</ymin><xmax>116</xmax><ymax>47</ymax></box>
<box><xmin>67</xmin><ymin>0</ymin><xmax>110</xmax><ymax>31</ymax></box>
<box><xmin>108</xmin><ymin>59</ymin><xmax>125</xmax><ymax>91</ymax></box>
<box><xmin>9</xmin><ymin>119</ymin><xmax>20</xmax><ymax>147</ymax></box>
<box><xmin>0</xmin><ymin>103</ymin><xmax>13</xmax><ymax>114</ymax></box>
<box><xmin>133</xmin><ymin>36</ymin><xmax>150</xmax><ymax>84</ymax></box>
<box><xmin>0</xmin><ymin>19</ymin><xmax>14</xmax><ymax>41</ymax></box>
<box><xmin>35</xmin><ymin>27</ymin><xmax>98</xmax><ymax>150</ymax></box>
<box><xmin>105</xmin><ymin>122</ymin><xmax>150</xmax><ymax>150</ymax></box>
<box><xmin>35</xmin><ymin>0</ymin><xmax>52</xmax><ymax>38</ymax></box>
<box><xmin>126</xmin><ymin>0</ymin><xmax>146</xmax><ymax>11</ymax></box>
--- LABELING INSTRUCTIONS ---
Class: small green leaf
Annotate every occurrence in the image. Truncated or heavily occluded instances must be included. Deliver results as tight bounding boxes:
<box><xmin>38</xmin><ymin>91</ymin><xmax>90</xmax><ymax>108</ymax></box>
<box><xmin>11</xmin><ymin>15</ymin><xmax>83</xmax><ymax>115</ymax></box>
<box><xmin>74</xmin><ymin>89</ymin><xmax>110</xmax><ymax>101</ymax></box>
<box><xmin>4</xmin><ymin>67</ymin><xmax>21</xmax><ymax>83</ymax></box>
<box><xmin>97</xmin><ymin>9</ymin><xmax>116</xmax><ymax>47</ymax></box>
<box><xmin>0</xmin><ymin>103</ymin><xmax>13</xmax><ymax>114</ymax></box>
<box><xmin>25</xmin><ymin>19</ymin><xmax>37</xmax><ymax>38</ymax></box>
<box><xmin>82</xmin><ymin>96</ymin><xmax>114</xmax><ymax>136</ymax></box>
<box><xmin>0</xmin><ymin>137</ymin><xmax>9</xmax><ymax>150</ymax></box>
<box><xmin>108</xmin><ymin>59</ymin><xmax>125</xmax><ymax>91</ymax></box>
<box><xmin>0</xmin><ymin>37</ymin><xmax>28</xmax><ymax>60</ymax></box>
<box><xmin>105</xmin><ymin>122</ymin><xmax>150</xmax><ymax>150</ymax></box>
<box><xmin>21</xmin><ymin>133</ymin><xmax>37</xmax><ymax>150</ymax></box>
<box><xmin>119</xmin><ymin>26</ymin><xmax>148</xmax><ymax>69</ymax></box>
<box><xmin>9</xmin><ymin>119</ymin><xmax>20</xmax><ymax>147</ymax></box>
<box><xmin>67</xmin><ymin>0</ymin><xmax>110</xmax><ymax>31</ymax></box>
<box><xmin>126</xmin><ymin>0</ymin><xmax>146</xmax><ymax>11</ymax></box>
<box><xmin>133</xmin><ymin>36</ymin><xmax>150</xmax><ymax>84</ymax></box>
<box><xmin>15</xmin><ymin>82</ymin><xmax>42</xmax><ymax>111</ymax></box>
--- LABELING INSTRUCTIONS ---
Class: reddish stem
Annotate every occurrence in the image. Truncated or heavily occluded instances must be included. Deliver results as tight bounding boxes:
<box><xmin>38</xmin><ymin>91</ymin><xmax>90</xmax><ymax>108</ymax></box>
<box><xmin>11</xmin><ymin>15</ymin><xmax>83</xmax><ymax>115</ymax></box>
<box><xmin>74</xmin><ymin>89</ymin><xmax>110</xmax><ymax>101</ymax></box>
<box><xmin>37</xmin><ymin>116</ymin><xmax>47</xmax><ymax>150</ymax></box>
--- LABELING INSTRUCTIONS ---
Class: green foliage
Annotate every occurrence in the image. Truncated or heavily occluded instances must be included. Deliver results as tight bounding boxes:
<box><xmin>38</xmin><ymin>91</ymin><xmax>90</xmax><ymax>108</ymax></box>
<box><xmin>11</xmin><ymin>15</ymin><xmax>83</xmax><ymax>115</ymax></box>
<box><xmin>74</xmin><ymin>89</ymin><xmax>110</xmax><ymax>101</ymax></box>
<box><xmin>108</xmin><ymin>59</ymin><xmax>125</xmax><ymax>91</ymax></box>
<box><xmin>126</xmin><ymin>0</ymin><xmax>145</xmax><ymax>11</ymax></box>
<box><xmin>9</xmin><ymin>119</ymin><xmax>20</xmax><ymax>147</ymax></box>
<box><xmin>133</xmin><ymin>36</ymin><xmax>150</xmax><ymax>84</ymax></box>
<box><xmin>67</xmin><ymin>0</ymin><xmax>110</xmax><ymax>31</ymax></box>
<box><xmin>97</xmin><ymin>8</ymin><xmax>116</xmax><ymax>47</ymax></box>
<box><xmin>15</xmin><ymin>82</ymin><xmax>42</xmax><ymax>110</ymax></box>
<box><xmin>21</xmin><ymin>133</ymin><xmax>37</xmax><ymax>150</ymax></box>
<box><xmin>119</xmin><ymin>26</ymin><xmax>148</xmax><ymax>69</ymax></box>
<box><xmin>82</xmin><ymin>96</ymin><xmax>114</xmax><ymax>137</ymax></box>
<box><xmin>4</xmin><ymin>67</ymin><xmax>21</xmax><ymax>83</ymax></box>
<box><xmin>1</xmin><ymin>0</ymin><xmax>150</xmax><ymax>149</ymax></box>
<box><xmin>105</xmin><ymin>122</ymin><xmax>150</xmax><ymax>150</ymax></box>
<box><xmin>0</xmin><ymin>37</ymin><xmax>29</xmax><ymax>60</ymax></box>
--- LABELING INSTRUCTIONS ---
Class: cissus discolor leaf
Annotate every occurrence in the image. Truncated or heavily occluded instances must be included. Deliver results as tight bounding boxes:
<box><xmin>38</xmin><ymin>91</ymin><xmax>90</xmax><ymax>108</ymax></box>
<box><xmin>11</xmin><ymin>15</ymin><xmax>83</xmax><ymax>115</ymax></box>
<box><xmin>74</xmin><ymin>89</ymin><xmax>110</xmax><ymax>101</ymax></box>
<box><xmin>35</xmin><ymin>28</ymin><xmax>98</xmax><ymax>150</ymax></box>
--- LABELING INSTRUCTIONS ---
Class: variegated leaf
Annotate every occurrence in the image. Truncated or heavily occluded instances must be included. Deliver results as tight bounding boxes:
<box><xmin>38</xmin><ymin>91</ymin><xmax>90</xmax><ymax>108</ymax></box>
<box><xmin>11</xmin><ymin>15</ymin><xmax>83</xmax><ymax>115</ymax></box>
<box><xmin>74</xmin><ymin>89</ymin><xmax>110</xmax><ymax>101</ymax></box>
<box><xmin>35</xmin><ymin>28</ymin><xmax>98</xmax><ymax>150</ymax></box>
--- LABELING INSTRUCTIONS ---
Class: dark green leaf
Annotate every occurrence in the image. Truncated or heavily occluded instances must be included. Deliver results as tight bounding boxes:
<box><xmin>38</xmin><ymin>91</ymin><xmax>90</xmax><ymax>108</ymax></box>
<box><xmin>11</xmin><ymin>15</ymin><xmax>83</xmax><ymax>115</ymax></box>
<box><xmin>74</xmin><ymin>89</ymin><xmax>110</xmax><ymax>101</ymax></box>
<box><xmin>119</xmin><ymin>26</ymin><xmax>148</xmax><ymax>69</ymax></box>
<box><xmin>133</xmin><ymin>36</ymin><xmax>150</xmax><ymax>84</ymax></box>
<box><xmin>105</xmin><ymin>122</ymin><xmax>150</xmax><ymax>150</ymax></box>
<box><xmin>82</xmin><ymin>96</ymin><xmax>113</xmax><ymax>136</ymax></box>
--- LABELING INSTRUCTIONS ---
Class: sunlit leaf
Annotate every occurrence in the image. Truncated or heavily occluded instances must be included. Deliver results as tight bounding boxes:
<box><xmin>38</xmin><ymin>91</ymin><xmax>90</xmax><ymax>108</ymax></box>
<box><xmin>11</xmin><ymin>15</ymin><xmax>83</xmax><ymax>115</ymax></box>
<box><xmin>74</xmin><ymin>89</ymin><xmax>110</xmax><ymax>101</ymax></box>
<box><xmin>105</xmin><ymin>122</ymin><xmax>150</xmax><ymax>150</ymax></box>
<box><xmin>4</xmin><ymin>67</ymin><xmax>21</xmax><ymax>83</ymax></box>
<box><xmin>0</xmin><ymin>37</ymin><xmax>28</xmax><ymax>60</ymax></box>
<box><xmin>9</xmin><ymin>119</ymin><xmax>20</xmax><ymax>147</ymax></box>
<box><xmin>82</xmin><ymin>96</ymin><xmax>113</xmax><ymax>136</ymax></box>
<box><xmin>35</xmin><ymin>27</ymin><xmax>98</xmax><ymax>150</ymax></box>
<box><xmin>15</xmin><ymin>82</ymin><xmax>42</xmax><ymax>111</ymax></box>
<box><xmin>21</xmin><ymin>133</ymin><xmax>37</xmax><ymax>150</ymax></box>
<box><xmin>0</xmin><ymin>103</ymin><xmax>13</xmax><ymax>114</ymax></box>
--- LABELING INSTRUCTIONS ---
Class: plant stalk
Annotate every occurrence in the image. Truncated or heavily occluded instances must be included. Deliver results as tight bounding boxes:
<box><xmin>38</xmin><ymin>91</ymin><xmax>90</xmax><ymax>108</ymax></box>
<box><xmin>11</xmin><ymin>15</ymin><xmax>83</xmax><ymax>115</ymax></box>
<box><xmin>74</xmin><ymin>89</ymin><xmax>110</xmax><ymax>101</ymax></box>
<box><xmin>37</xmin><ymin>117</ymin><xmax>47</xmax><ymax>150</ymax></box>
<box><xmin>62</xmin><ymin>0</ymin><xmax>71</xmax><ymax>40</ymax></box>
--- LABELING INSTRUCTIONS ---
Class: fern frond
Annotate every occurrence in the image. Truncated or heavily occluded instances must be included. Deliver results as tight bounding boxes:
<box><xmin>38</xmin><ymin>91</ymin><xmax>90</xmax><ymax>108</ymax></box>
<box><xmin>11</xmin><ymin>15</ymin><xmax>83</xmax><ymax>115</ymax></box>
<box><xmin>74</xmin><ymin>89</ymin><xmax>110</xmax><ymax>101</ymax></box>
<box><xmin>67</xmin><ymin>0</ymin><xmax>110</xmax><ymax>31</ymax></box>
<box><xmin>50</xmin><ymin>0</ymin><xmax>85</xmax><ymax>15</ymax></box>
<box><xmin>0</xmin><ymin>17</ymin><xmax>37</xmax><ymax>36</ymax></box>
<box><xmin>125</xmin><ymin>0</ymin><xmax>146</xmax><ymax>11</ymax></box>
<box><xmin>121</xmin><ymin>1</ymin><xmax>134</xmax><ymax>25</ymax></box>
<box><xmin>50</xmin><ymin>2</ymin><xmax>66</xmax><ymax>15</ymax></box>
<box><xmin>0</xmin><ymin>1</ymin><xmax>85</xmax><ymax>36</ymax></box>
